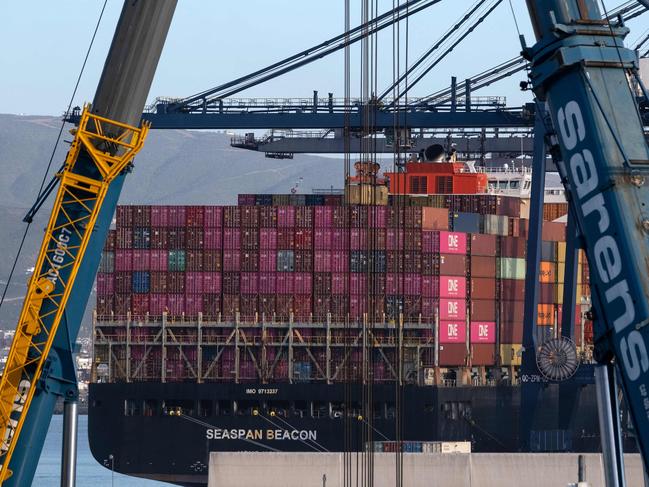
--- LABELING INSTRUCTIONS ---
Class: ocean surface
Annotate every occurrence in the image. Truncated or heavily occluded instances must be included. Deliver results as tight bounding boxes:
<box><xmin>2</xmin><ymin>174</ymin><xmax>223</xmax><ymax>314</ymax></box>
<box><xmin>34</xmin><ymin>414</ymin><xmax>174</xmax><ymax>487</ymax></box>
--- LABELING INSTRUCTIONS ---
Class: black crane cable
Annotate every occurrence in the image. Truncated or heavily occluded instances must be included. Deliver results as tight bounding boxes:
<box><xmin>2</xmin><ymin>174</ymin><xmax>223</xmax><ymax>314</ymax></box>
<box><xmin>0</xmin><ymin>0</ymin><xmax>109</xmax><ymax>313</ymax></box>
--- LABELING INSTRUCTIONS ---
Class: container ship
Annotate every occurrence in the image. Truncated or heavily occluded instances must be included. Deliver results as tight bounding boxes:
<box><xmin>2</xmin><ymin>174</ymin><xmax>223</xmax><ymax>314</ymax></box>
<box><xmin>88</xmin><ymin>155</ymin><xmax>628</xmax><ymax>487</ymax></box>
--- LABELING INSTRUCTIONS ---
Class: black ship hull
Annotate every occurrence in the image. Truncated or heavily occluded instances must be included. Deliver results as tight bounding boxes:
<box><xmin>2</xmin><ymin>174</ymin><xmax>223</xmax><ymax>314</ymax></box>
<box><xmin>88</xmin><ymin>374</ymin><xmax>634</xmax><ymax>487</ymax></box>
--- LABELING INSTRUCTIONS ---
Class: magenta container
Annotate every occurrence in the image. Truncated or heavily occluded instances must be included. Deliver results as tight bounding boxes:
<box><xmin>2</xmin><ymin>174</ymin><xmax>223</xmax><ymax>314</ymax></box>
<box><xmin>386</xmin><ymin>273</ymin><xmax>399</xmax><ymax>294</ymax></box>
<box><xmin>184</xmin><ymin>295</ymin><xmax>202</xmax><ymax>316</ymax></box>
<box><xmin>439</xmin><ymin>231</ymin><xmax>467</xmax><ymax>254</ymax></box>
<box><xmin>168</xmin><ymin>206</ymin><xmax>186</xmax><ymax>226</ymax></box>
<box><xmin>404</xmin><ymin>273</ymin><xmax>421</xmax><ymax>295</ymax></box>
<box><xmin>149</xmin><ymin>294</ymin><xmax>167</xmax><ymax>315</ymax></box>
<box><xmin>421</xmin><ymin>298</ymin><xmax>436</xmax><ymax>319</ymax></box>
<box><xmin>149</xmin><ymin>250</ymin><xmax>168</xmax><ymax>271</ymax></box>
<box><xmin>203</xmin><ymin>272</ymin><xmax>222</xmax><ymax>293</ymax></box>
<box><xmin>439</xmin><ymin>276</ymin><xmax>467</xmax><ymax>298</ymax></box>
<box><xmin>421</xmin><ymin>275</ymin><xmax>440</xmax><ymax>298</ymax></box>
<box><xmin>470</xmin><ymin>321</ymin><xmax>496</xmax><ymax>343</ymax></box>
<box><xmin>151</xmin><ymin>206</ymin><xmax>169</xmax><ymax>227</ymax></box>
<box><xmin>294</xmin><ymin>273</ymin><xmax>312</xmax><ymax>294</ymax></box>
<box><xmin>331</xmin><ymin>273</ymin><xmax>348</xmax><ymax>294</ymax></box>
<box><xmin>260</xmin><ymin>228</ymin><xmax>277</xmax><ymax>249</ymax></box>
<box><xmin>204</xmin><ymin>206</ymin><xmax>223</xmax><ymax>227</ymax></box>
<box><xmin>315</xmin><ymin>207</ymin><xmax>333</xmax><ymax>227</ymax></box>
<box><xmin>440</xmin><ymin>321</ymin><xmax>467</xmax><ymax>343</ymax></box>
<box><xmin>259</xmin><ymin>251</ymin><xmax>277</xmax><ymax>272</ymax></box>
<box><xmin>96</xmin><ymin>273</ymin><xmax>114</xmax><ymax>294</ymax></box>
<box><xmin>167</xmin><ymin>294</ymin><xmax>185</xmax><ymax>315</ymax></box>
<box><xmin>223</xmin><ymin>229</ymin><xmax>241</xmax><ymax>249</ymax></box>
<box><xmin>330</xmin><ymin>251</ymin><xmax>349</xmax><ymax>272</ymax></box>
<box><xmin>259</xmin><ymin>272</ymin><xmax>276</xmax><ymax>293</ymax></box>
<box><xmin>185</xmin><ymin>272</ymin><xmax>204</xmax><ymax>294</ymax></box>
<box><xmin>349</xmin><ymin>295</ymin><xmax>367</xmax><ymax>319</ymax></box>
<box><xmin>330</xmin><ymin>229</ymin><xmax>350</xmax><ymax>251</ymax></box>
<box><xmin>222</xmin><ymin>250</ymin><xmax>241</xmax><ymax>272</ymax></box>
<box><xmin>204</xmin><ymin>228</ymin><xmax>222</xmax><ymax>250</ymax></box>
<box><xmin>314</xmin><ymin>229</ymin><xmax>332</xmax><ymax>250</ymax></box>
<box><xmin>276</xmin><ymin>273</ymin><xmax>294</xmax><ymax>294</ymax></box>
<box><xmin>350</xmin><ymin>229</ymin><xmax>367</xmax><ymax>250</ymax></box>
<box><xmin>277</xmin><ymin>206</ymin><xmax>295</xmax><ymax>227</ymax></box>
<box><xmin>132</xmin><ymin>250</ymin><xmax>151</xmax><ymax>271</ymax></box>
<box><xmin>314</xmin><ymin>251</ymin><xmax>331</xmax><ymax>272</ymax></box>
<box><xmin>440</xmin><ymin>298</ymin><xmax>467</xmax><ymax>320</ymax></box>
<box><xmin>368</xmin><ymin>206</ymin><xmax>387</xmax><ymax>227</ymax></box>
<box><xmin>240</xmin><ymin>272</ymin><xmax>259</xmax><ymax>294</ymax></box>
<box><xmin>115</xmin><ymin>250</ymin><xmax>133</xmax><ymax>272</ymax></box>
<box><xmin>422</xmin><ymin>231</ymin><xmax>441</xmax><ymax>253</ymax></box>
<box><xmin>386</xmin><ymin>229</ymin><xmax>405</xmax><ymax>251</ymax></box>
<box><xmin>350</xmin><ymin>274</ymin><xmax>367</xmax><ymax>295</ymax></box>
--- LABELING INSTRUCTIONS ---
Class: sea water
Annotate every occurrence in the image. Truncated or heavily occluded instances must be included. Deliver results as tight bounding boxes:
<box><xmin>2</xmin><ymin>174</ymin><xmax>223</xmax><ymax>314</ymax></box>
<box><xmin>34</xmin><ymin>414</ymin><xmax>174</xmax><ymax>486</ymax></box>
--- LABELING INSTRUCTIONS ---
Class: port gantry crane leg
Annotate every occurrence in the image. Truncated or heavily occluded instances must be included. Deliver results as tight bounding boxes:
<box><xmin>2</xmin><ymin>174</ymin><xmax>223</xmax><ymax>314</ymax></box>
<box><xmin>524</xmin><ymin>0</ymin><xmax>649</xmax><ymax>484</ymax></box>
<box><xmin>0</xmin><ymin>2</ymin><xmax>176</xmax><ymax>485</ymax></box>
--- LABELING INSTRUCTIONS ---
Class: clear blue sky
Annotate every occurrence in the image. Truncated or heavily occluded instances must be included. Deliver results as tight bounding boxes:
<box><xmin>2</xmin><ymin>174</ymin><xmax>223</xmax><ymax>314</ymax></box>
<box><xmin>1</xmin><ymin>0</ymin><xmax>648</xmax><ymax>116</ymax></box>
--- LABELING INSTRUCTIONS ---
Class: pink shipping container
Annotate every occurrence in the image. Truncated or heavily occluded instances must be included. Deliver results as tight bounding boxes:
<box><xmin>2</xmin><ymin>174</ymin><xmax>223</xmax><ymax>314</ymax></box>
<box><xmin>185</xmin><ymin>272</ymin><xmax>204</xmax><ymax>294</ymax></box>
<box><xmin>331</xmin><ymin>229</ymin><xmax>350</xmax><ymax>250</ymax></box>
<box><xmin>421</xmin><ymin>276</ymin><xmax>440</xmax><ymax>298</ymax></box>
<box><xmin>149</xmin><ymin>250</ymin><xmax>168</xmax><ymax>271</ymax></box>
<box><xmin>422</xmin><ymin>231</ymin><xmax>440</xmax><ymax>253</ymax></box>
<box><xmin>115</xmin><ymin>250</ymin><xmax>133</xmax><ymax>272</ymax></box>
<box><xmin>349</xmin><ymin>295</ymin><xmax>367</xmax><ymax>319</ymax></box>
<box><xmin>470</xmin><ymin>322</ymin><xmax>496</xmax><ymax>343</ymax></box>
<box><xmin>439</xmin><ymin>276</ymin><xmax>467</xmax><ymax>298</ymax></box>
<box><xmin>440</xmin><ymin>298</ymin><xmax>466</xmax><ymax>320</ymax></box>
<box><xmin>259</xmin><ymin>251</ymin><xmax>277</xmax><ymax>272</ymax></box>
<box><xmin>277</xmin><ymin>206</ymin><xmax>295</xmax><ymax>227</ymax></box>
<box><xmin>351</xmin><ymin>229</ymin><xmax>367</xmax><ymax>250</ymax></box>
<box><xmin>96</xmin><ymin>273</ymin><xmax>114</xmax><ymax>294</ymax></box>
<box><xmin>331</xmin><ymin>273</ymin><xmax>349</xmax><ymax>294</ymax></box>
<box><xmin>440</xmin><ymin>321</ymin><xmax>467</xmax><ymax>343</ymax></box>
<box><xmin>204</xmin><ymin>206</ymin><xmax>223</xmax><ymax>227</ymax></box>
<box><xmin>315</xmin><ymin>206</ymin><xmax>334</xmax><ymax>227</ymax></box>
<box><xmin>404</xmin><ymin>273</ymin><xmax>421</xmax><ymax>295</ymax></box>
<box><xmin>203</xmin><ymin>273</ymin><xmax>221</xmax><ymax>293</ymax></box>
<box><xmin>240</xmin><ymin>272</ymin><xmax>259</xmax><ymax>294</ymax></box>
<box><xmin>330</xmin><ymin>251</ymin><xmax>349</xmax><ymax>272</ymax></box>
<box><xmin>314</xmin><ymin>229</ymin><xmax>332</xmax><ymax>250</ymax></box>
<box><xmin>294</xmin><ymin>273</ymin><xmax>312</xmax><ymax>294</ymax></box>
<box><xmin>276</xmin><ymin>273</ymin><xmax>294</xmax><ymax>294</ymax></box>
<box><xmin>223</xmin><ymin>250</ymin><xmax>241</xmax><ymax>272</ymax></box>
<box><xmin>131</xmin><ymin>294</ymin><xmax>150</xmax><ymax>319</ymax></box>
<box><xmin>166</xmin><ymin>294</ymin><xmax>185</xmax><ymax>315</ymax></box>
<box><xmin>132</xmin><ymin>250</ymin><xmax>151</xmax><ymax>271</ymax></box>
<box><xmin>439</xmin><ymin>231</ymin><xmax>467</xmax><ymax>254</ymax></box>
<box><xmin>184</xmin><ymin>295</ymin><xmax>202</xmax><ymax>316</ymax></box>
<box><xmin>149</xmin><ymin>294</ymin><xmax>167</xmax><ymax>315</ymax></box>
<box><xmin>258</xmin><ymin>272</ymin><xmax>276</xmax><ymax>293</ymax></box>
<box><xmin>168</xmin><ymin>206</ymin><xmax>186</xmax><ymax>226</ymax></box>
<box><xmin>116</xmin><ymin>227</ymin><xmax>132</xmax><ymax>249</ymax></box>
<box><xmin>260</xmin><ymin>228</ymin><xmax>277</xmax><ymax>249</ymax></box>
<box><xmin>223</xmin><ymin>229</ymin><xmax>241</xmax><ymax>249</ymax></box>
<box><xmin>314</xmin><ymin>251</ymin><xmax>331</xmax><ymax>272</ymax></box>
<box><xmin>202</xmin><ymin>229</ymin><xmax>221</xmax><ymax>250</ymax></box>
<box><xmin>368</xmin><ymin>206</ymin><xmax>387</xmax><ymax>227</ymax></box>
<box><xmin>151</xmin><ymin>206</ymin><xmax>169</xmax><ymax>226</ymax></box>
<box><xmin>350</xmin><ymin>274</ymin><xmax>367</xmax><ymax>295</ymax></box>
<box><xmin>386</xmin><ymin>229</ymin><xmax>405</xmax><ymax>250</ymax></box>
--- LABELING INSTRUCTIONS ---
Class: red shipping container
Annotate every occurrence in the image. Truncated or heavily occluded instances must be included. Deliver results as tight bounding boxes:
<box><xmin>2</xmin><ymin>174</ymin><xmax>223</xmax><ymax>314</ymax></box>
<box><xmin>203</xmin><ymin>273</ymin><xmax>221</xmax><ymax>293</ymax></box>
<box><xmin>277</xmin><ymin>206</ymin><xmax>295</xmax><ymax>227</ymax></box>
<box><xmin>202</xmin><ymin>251</ymin><xmax>221</xmax><ymax>272</ymax></box>
<box><xmin>330</xmin><ymin>295</ymin><xmax>347</xmax><ymax>320</ymax></box>
<box><xmin>133</xmin><ymin>206</ymin><xmax>151</xmax><ymax>228</ymax></box>
<box><xmin>439</xmin><ymin>254</ymin><xmax>466</xmax><ymax>276</ymax></box>
<box><xmin>241</xmin><ymin>207</ymin><xmax>260</xmax><ymax>227</ymax></box>
<box><xmin>259</xmin><ymin>251</ymin><xmax>277</xmax><ymax>272</ymax></box>
<box><xmin>185</xmin><ymin>228</ymin><xmax>204</xmax><ymax>249</ymax></box>
<box><xmin>149</xmin><ymin>294</ymin><xmax>167</xmax><ymax>315</ymax></box>
<box><xmin>440</xmin><ymin>321</ymin><xmax>466</xmax><ymax>343</ymax></box>
<box><xmin>186</xmin><ymin>206</ymin><xmax>205</xmax><ymax>227</ymax></box>
<box><xmin>240</xmin><ymin>295</ymin><xmax>258</xmax><ymax>319</ymax></box>
<box><xmin>221</xmin><ymin>207</ymin><xmax>240</xmax><ymax>228</ymax></box>
<box><xmin>149</xmin><ymin>228</ymin><xmax>167</xmax><ymax>249</ymax></box>
<box><xmin>150</xmin><ymin>250</ymin><xmax>168</xmax><ymax>271</ymax></box>
<box><xmin>295</xmin><ymin>229</ymin><xmax>313</xmax><ymax>250</ymax></box>
<box><xmin>331</xmin><ymin>251</ymin><xmax>349</xmax><ymax>272</ymax></box>
<box><xmin>350</xmin><ymin>274</ymin><xmax>367</xmax><ymax>295</ymax></box>
<box><xmin>421</xmin><ymin>253</ymin><xmax>437</xmax><ymax>275</ymax></box>
<box><xmin>371</xmin><ymin>275</ymin><xmax>386</xmax><ymax>295</ymax></box>
<box><xmin>204</xmin><ymin>206</ymin><xmax>222</xmax><ymax>227</ymax></box>
<box><xmin>131</xmin><ymin>294</ymin><xmax>150</xmax><ymax>319</ymax></box>
<box><xmin>222</xmin><ymin>273</ymin><xmax>240</xmax><ymax>294</ymax></box>
<box><xmin>500</xmin><ymin>236</ymin><xmax>527</xmax><ymax>258</ymax></box>
<box><xmin>241</xmin><ymin>251</ymin><xmax>259</xmax><ymax>272</ymax></box>
<box><xmin>258</xmin><ymin>295</ymin><xmax>275</xmax><ymax>317</ymax></box>
<box><xmin>470</xmin><ymin>256</ymin><xmax>497</xmax><ymax>278</ymax></box>
<box><xmin>331</xmin><ymin>273</ymin><xmax>349</xmax><ymax>294</ymax></box>
<box><xmin>151</xmin><ymin>206</ymin><xmax>169</xmax><ymax>227</ymax></box>
<box><xmin>293</xmin><ymin>273</ymin><xmax>311</xmax><ymax>294</ymax></box>
<box><xmin>349</xmin><ymin>295</ymin><xmax>367</xmax><ymax>319</ymax></box>
<box><xmin>277</xmin><ymin>229</ymin><xmax>295</xmax><ymax>249</ymax></box>
<box><xmin>386</xmin><ymin>229</ymin><xmax>405</xmax><ymax>251</ymax></box>
<box><xmin>539</xmin><ymin>282</ymin><xmax>556</xmax><ymax>304</ymax></box>
<box><xmin>185</xmin><ymin>272</ymin><xmax>204</xmax><ymax>294</ymax></box>
<box><xmin>167</xmin><ymin>272</ymin><xmax>185</xmax><ymax>293</ymax></box>
<box><xmin>96</xmin><ymin>273</ymin><xmax>114</xmax><ymax>294</ymax></box>
<box><xmin>185</xmin><ymin>250</ymin><xmax>204</xmax><ymax>271</ymax></box>
<box><xmin>421</xmin><ymin>298</ymin><xmax>436</xmax><ymax>319</ymax></box>
<box><xmin>439</xmin><ymin>231</ymin><xmax>467</xmax><ymax>254</ymax></box>
<box><xmin>240</xmin><ymin>272</ymin><xmax>259</xmax><ymax>294</ymax></box>
<box><xmin>168</xmin><ymin>207</ymin><xmax>186</xmax><ymax>227</ymax></box>
<box><xmin>167</xmin><ymin>228</ymin><xmax>186</xmax><ymax>249</ymax></box>
<box><xmin>501</xmin><ymin>279</ymin><xmax>526</xmax><ymax>301</ymax></box>
<box><xmin>331</xmin><ymin>229</ymin><xmax>350</xmax><ymax>250</ymax></box>
<box><xmin>470</xmin><ymin>234</ymin><xmax>497</xmax><ymax>256</ymax></box>
<box><xmin>295</xmin><ymin>206</ymin><xmax>314</xmax><ymax>228</ymax></box>
<box><xmin>314</xmin><ymin>295</ymin><xmax>330</xmax><ymax>319</ymax></box>
<box><xmin>500</xmin><ymin>323</ymin><xmax>523</xmax><ymax>343</ymax></box>
<box><xmin>314</xmin><ymin>229</ymin><xmax>332</xmax><ymax>250</ymax></box>
<box><xmin>422</xmin><ymin>207</ymin><xmax>449</xmax><ymax>230</ymax></box>
<box><xmin>542</xmin><ymin>221</ymin><xmax>566</xmax><ymax>241</ymax></box>
<box><xmin>440</xmin><ymin>298</ymin><xmax>466</xmax><ymax>320</ymax></box>
<box><xmin>314</xmin><ymin>251</ymin><xmax>331</xmax><ymax>272</ymax></box>
<box><xmin>387</xmin><ymin>207</ymin><xmax>405</xmax><ymax>227</ymax></box>
<box><xmin>112</xmin><ymin>294</ymin><xmax>130</xmax><ymax>317</ymax></box>
<box><xmin>386</xmin><ymin>273</ymin><xmax>400</xmax><ymax>294</ymax></box>
<box><xmin>470</xmin><ymin>322</ymin><xmax>496</xmax><ymax>343</ymax></box>
<box><xmin>314</xmin><ymin>273</ymin><xmax>332</xmax><ymax>294</ymax></box>
<box><xmin>293</xmin><ymin>295</ymin><xmax>311</xmax><ymax>319</ymax></box>
<box><xmin>332</xmin><ymin>207</ymin><xmax>349</xmax><ymax>228</ymax></box>
<box><xmin>350</xmin><ymin>229</ymin><xmax>367</xmax><ymax>250</ymax></box>
<box><xmin>404</xmin><ymin>230</ymin><xmax>422</xmax><ymax>251</ymax></box>
<box><xmin>223</xmin><ymin>250</ymin><xmax>240</xmax><ymax>272</ymax></box>
<box><xmin>116</xmin><ymin>206</ymin><xmax>133</xmax><ymax>227</ymax></box>
<box><xmin>260</xmin><ymin>228</ymin><xmax>277</xmax><ymax>249</ymax></box>
<box><xmin>103</xmin><ymin>230</ymin><xmax>116</xmax><ymax>251</ymax></box>
<box><xmin>294</xmin><ymin>251</ymin><xmax>312</xmax><ymax>272</ymax></box>
<box><xmin>258</xmin><ymin>272</ymin><xmax>276</xmax><ymax>293</ymax></box>
<box><xmin>440</xmin><ymin>276</ymin><xmax>466</xmax><ymax>298</ymax></box>
<box><xmin>421</xmin><ymin>231</ymin><xmax>440</xmax><ymax>253</ymax></box>
<box><xmin>368</xmin><ymin>206</ymin><xmax>387</xmax><ymax>228</ymax></box>
<box><xmin>275</xmin><ymin>295</ymin><xmax>292</xmax><ymax>319</ymax></box>
<box><xmin>150</xmin><ymin>272</ymin><xmax>167</xmax><ymax>293</ymax></box>
<box><xmin>471</xmin><ymin>299</ymin><xmax>496</xmax><ymax>321</ymax></box>
<box><xmin>132</xmin><ymin>250</ymin><xmax>150</xmax><ymax>271</ymax></box>
<box><xmin>259</xmin><ymin>207</ymin><xmax>277</xmax><ymax>227</ymax></box>
<box><xmin>501</xmin><ymin>300</ymin><xmax>525</xmax><ymax>322</ymax></box>
<box><xmin>472</xmin><ymin>344</ymin><xmax>496</xmax><ymax>366</ymax></box>
<box><xmin>470</xmin><ymin>278</ymin><xmax>496</xmax><ymax>300</ymax></box>
<box><xmin>315</xmin><ymin>206</ymin><xmax>334</xmax><ymax>227</ymax></box>
<box><xmin>202</xmin><ymin>294</ymin><xmax>221</xmax><ymax>318</ymax></box>
<box><xmin>167</xmin><ymin>294</ymin><xmax>185</xmax><ymax>316</ymax></box>
<box><xmin>421</xmin><ymin>276</ymin><xmax>440</xmax><ymax>298</ymax></box>
<box><xmin>276</xmin><ymin>273</ymin><xmax>294</xmax><ymax>294</ymax></box>
<box><xmin>116</xmin><ymin>227</ymin><xmax>132</xmax><ymax>249</ymax></box>
<box><xmin>405</xmin><ymin>207</ymin><xmax>423</xmax><ymax>228</ymax></box>
<box><xmin>115</xmin><ymin>250</ymin><xmax>133</xmax><ymax>272</ymax></box>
